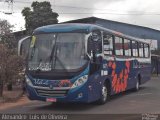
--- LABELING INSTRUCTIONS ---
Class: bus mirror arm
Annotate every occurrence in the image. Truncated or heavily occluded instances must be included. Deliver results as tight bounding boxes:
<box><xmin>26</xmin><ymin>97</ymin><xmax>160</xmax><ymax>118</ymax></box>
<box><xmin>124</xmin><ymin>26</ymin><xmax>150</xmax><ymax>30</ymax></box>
<box><xmin>89</xmin><ymin>55</ymin><xmax>102</xmax><ymax>75</ymax></box>
<box><xmin>90</xmin><ymin>50</ymin><xmax>96</xmax><ymax>63</ymax></box>
<box><xmin>18</xmin><ymin>36</ymin><xmax>31</xmax><ymax>56</ymax></box>
<box><xmin>90</xmin><ymin>53</ymin><xmax>102</xmax><ymax>65</ymax></box>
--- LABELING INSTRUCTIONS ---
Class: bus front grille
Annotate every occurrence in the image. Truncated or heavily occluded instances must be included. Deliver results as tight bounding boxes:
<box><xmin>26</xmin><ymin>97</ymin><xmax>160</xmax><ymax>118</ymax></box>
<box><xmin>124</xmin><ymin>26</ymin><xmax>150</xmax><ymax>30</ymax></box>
<box><xmin>35</xmin><ymin>88</ymin><xmax>68</xmax><ymax>97</ymax></box>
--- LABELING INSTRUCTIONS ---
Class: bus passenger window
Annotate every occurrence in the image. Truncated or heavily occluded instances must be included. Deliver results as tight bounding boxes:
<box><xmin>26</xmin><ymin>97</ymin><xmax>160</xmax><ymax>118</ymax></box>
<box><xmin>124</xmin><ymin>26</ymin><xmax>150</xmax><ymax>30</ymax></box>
<box><xmin>124</xmin><ymin>39</ymin><xmax>131</xmax><ymax>56</ymax></box>
<box><xmin>103</xmin><ymin>33</ymin><xmax>113</xmax><ymax>55</ymax></box>
<box><xmin>132</xmin><ymin>41</ymin><xmax>138</xmax><ymax>57</ymax></box>
<box><xmin>139</xmin><ymin>43</ymin><xmax>144</xmax><ymax>57</ymax></box>
<box><xmin>144</xmin><ymin>44</ymin><xmax>149</xmax><ymax>57</ymax></box>
<box><xmin>115</xmin><ymin>37</ymin><xmax>123</xmax><ymax>56</ymax></box>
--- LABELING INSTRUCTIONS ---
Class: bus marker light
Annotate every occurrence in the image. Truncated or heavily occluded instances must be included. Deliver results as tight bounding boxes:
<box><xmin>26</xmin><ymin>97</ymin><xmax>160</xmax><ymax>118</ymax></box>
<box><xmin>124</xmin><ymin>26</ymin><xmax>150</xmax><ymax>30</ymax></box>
<box><xmin>78</xmin><ymin>93</ymin><xmax>83</xmax><ymax>98</ymax></box>
<box><xmin>88</xmin><ymin>85</ymin><xmax>92</xmax><ymax>90</ymax></box>
<box><xmin>46</xmin><ymin>98</ymin><xmax>57</xmax><ymax>102</ymax></box>
<box><xmin>101</xmin><ymin>70</ymin><xmax>108</xmax><ymax>76</ymax></box>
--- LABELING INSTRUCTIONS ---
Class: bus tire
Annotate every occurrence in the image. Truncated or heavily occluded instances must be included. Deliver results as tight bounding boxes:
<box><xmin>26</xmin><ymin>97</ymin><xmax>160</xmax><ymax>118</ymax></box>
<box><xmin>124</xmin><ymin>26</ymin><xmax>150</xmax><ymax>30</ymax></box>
<box><xmin>97</xmin><ymin>82</ymin><xmax>110</xmax><ymax>105</ymax></box>
<box><xmin>134</xmin><ymin>78</ymin><xmax>140</xmax><ymax>91</ymax></box>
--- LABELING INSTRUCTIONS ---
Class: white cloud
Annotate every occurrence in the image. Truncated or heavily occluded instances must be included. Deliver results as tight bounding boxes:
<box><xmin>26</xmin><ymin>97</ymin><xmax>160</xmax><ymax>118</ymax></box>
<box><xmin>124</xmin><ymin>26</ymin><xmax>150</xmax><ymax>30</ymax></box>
<box><xmin>0</xmin><ymin>12</ymin><xmax>25</xmax><ymax>31</ymax></box>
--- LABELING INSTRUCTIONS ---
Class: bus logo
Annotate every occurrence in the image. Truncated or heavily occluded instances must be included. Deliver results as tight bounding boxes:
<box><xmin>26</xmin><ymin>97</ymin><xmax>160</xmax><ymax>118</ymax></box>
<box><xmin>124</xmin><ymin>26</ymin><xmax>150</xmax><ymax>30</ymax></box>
<box><xmin>34</xmin><ymin>79</ymin><xmax>49</xmax><ymax>86</ymax></box>
<box><xmin>49</xmin><ymin>84</ymin><xmax>54</xmax><ymax>89</ymax></box>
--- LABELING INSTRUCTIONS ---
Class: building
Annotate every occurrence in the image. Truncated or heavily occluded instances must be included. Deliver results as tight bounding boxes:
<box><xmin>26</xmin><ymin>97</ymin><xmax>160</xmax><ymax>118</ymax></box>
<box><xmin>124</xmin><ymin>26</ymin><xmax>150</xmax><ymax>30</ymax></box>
<box><xmin>151</xmin><ymin>54</ymin><xmax>160</xmax><ymax>75</ymax></box>
<box><xmin>13</xmin><ymin>30</ymin><xmax>26</xmax><ymax>41</ymax></box>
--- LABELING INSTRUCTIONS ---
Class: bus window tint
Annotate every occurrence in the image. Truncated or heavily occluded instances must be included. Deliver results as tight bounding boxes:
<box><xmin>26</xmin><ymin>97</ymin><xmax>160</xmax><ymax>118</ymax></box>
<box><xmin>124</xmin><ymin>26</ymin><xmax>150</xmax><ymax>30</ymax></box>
<box><xmin>124</xmin><ymin>39</ymin><xmax>131</xmax><ymax>56</ymax></box>
<box><xmin>144</xmin><ymin>44</ymin><xmax>149</xmax><ymax>57</ymax></box>
<box><xmin>103</xmin><ymin>33</ymin><xmax>113</xmax><ymax>55</ymax></box>
<box><xmin>115</xmin><ymin>37</ymin><xmax>123</xmax><ymax>56</ymax></box>
<box><xmin>132</xmin><ymin>41</ymin><xmax>138</xmax><ymax>57</ymax></box>
<box><xmin>139</xmin><ymin>43</ymin><xmax>144</xmax><ymax>57</ymax></box>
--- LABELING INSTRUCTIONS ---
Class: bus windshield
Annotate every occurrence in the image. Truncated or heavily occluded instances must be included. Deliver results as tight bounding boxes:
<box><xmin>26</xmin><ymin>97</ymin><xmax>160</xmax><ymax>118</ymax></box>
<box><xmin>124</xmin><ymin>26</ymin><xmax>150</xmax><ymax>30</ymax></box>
<box><xmin>28</xmin><ymin>33</ymin><xmax>87</xmax><ymax>71</ymax></box>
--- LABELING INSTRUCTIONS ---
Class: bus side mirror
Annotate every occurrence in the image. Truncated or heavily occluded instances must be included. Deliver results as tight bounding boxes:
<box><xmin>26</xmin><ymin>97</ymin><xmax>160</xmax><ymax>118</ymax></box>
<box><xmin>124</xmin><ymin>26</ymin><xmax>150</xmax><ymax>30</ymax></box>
<box><xmin>18</xmin><ymin>36</ymin><xmax>31</xmax><ymax>56</ymax></box>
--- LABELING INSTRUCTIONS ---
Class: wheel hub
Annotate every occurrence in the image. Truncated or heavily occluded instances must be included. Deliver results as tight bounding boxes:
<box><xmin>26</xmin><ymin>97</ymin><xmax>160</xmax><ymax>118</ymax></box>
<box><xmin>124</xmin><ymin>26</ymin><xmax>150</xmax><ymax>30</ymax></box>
<box><xmin>102</xmin><ymin>86</ymin><xmax>107</xmax><ymax>101</ymax></box>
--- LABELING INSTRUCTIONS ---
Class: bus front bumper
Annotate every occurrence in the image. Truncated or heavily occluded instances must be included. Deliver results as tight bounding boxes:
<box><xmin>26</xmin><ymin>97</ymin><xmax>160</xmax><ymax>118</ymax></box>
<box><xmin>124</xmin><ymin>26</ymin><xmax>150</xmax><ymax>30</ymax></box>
<box><xmin>25</xmin><ymin>84</ymin><xmax>92</xmax><ymax>103</ymax></box>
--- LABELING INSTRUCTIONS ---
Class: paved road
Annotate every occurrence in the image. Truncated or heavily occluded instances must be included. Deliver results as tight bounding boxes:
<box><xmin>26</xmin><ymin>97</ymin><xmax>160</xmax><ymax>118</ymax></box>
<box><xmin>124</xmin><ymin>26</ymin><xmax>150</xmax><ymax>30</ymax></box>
<box><xmin>0</xmin><ymin>77</ymin><xmax>160</xmax><ymax>116</ymax></box>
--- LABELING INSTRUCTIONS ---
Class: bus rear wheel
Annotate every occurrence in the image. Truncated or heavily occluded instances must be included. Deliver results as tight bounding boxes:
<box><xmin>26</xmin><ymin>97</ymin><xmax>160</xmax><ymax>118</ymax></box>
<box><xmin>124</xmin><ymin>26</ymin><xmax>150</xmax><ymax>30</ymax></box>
<box><xmin>134</xmin><ymin>79</ymin><xmax>140</xmax><ymax>91</ymax></box>
<box><xmin>97</xmin><ymin>82</ymin><xmax>110</xmax><ymax>105</ymax></box>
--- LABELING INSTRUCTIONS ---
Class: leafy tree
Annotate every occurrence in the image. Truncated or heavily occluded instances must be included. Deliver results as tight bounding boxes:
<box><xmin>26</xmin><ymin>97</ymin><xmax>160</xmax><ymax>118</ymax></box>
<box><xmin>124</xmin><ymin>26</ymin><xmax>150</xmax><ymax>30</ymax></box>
<box><xmin>22</xmin><ymin>1</ymin><xmax>59</xmax><ymax>34</ymax></box>
<box><xmin>0</xmin><ymin>20</ymin><xmax>24</xmax><ymax>97</ymax></box>
<box><xmin>0</xmin><ymin>44</ymin><xmax>24</xmax><ymax>96</ymax></box>
<box><xmin>0</xmin><ymin>20</ymin><xmax>17</xmax><ymax>49</ymax></box>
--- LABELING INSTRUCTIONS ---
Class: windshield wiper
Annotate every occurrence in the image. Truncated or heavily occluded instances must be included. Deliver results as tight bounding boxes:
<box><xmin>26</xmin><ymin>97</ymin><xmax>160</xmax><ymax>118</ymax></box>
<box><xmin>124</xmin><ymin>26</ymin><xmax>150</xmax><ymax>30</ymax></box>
<box><xmin>49</xmin><ymin>34</ymin><xmax>58</xmax><ymax>69</ymax></box>
<box><xmin>54</xmin><ymin>55</ymin><xmax>70</xmax><ymax>73</ymax></box>
<box><xmin>49</xmin><ymin>35</ymin><xmax>69</xmax><ymax>72</ymax></box>
<box><xmin>36</xmin><ymin>59</ymin><xmax>42</xmax><ymax>71</ymax></box>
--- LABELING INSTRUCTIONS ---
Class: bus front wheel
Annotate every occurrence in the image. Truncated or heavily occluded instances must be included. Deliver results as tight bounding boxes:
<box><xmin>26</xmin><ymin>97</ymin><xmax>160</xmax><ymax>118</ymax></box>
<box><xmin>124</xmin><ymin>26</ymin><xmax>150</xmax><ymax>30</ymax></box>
<box><xmin>97</xmin><ymin>82</ymin><xmax>110</xmax><ymax>105</ymax></box>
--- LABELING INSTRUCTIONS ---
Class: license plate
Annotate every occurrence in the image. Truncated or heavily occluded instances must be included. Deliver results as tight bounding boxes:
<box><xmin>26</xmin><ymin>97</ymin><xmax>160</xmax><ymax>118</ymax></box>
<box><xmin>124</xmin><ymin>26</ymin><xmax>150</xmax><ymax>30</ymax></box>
<box><xmin>46</xmin><ymin>98</ymin><xmax>57</xmax><ymax>102</ymax></box>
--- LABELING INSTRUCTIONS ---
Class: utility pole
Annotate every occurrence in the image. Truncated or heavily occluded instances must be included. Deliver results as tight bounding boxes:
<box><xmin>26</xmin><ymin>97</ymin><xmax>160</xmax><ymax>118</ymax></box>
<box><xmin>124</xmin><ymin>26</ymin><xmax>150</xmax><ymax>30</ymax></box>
<box><xmin>4</xmin><ymin>0</ymin><xmax>14</xmax><ymax>14</ymax></box>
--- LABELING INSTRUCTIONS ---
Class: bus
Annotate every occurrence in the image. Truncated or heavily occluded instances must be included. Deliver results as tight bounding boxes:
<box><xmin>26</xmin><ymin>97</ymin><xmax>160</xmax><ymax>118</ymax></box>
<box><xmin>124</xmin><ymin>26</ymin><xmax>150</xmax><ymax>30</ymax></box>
<box><xmin>18</xmin><ymin>23</ymin><xmax>151</xmax><ymax>104</ymax></box>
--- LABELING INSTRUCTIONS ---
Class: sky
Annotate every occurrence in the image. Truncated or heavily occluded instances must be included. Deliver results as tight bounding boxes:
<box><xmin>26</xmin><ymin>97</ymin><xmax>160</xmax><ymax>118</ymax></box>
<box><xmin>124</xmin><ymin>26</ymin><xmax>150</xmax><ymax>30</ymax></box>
<box><xmin>0</xmin><ymin>0</ymin><xmax>160</xmax><ymax>32</ymax></box>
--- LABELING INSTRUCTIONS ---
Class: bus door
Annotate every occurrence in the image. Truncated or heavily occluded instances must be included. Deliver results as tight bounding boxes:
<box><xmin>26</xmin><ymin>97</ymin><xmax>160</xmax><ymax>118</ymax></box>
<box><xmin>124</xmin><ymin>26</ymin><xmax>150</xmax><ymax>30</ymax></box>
<box><xmin>87</xmin><ymin>30</ymin><xmax>103</xmax><ymax>75</ymax></box>
<box><xmin>87</xmin><ymin>30</ymin><xmax>103</xmax><ymax>100</ymax></box>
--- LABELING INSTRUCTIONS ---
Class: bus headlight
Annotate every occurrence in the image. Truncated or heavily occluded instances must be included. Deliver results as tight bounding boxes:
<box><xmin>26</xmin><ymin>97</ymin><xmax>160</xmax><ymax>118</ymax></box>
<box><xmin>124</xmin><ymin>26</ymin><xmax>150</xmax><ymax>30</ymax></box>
<box><xmin>71</xmin><ymin>75</ymin><xmax>88</xmax><ymax>89</ymax></box>
<box><xmin>25</xmin><ymin>75</ymin><xmax>33</xmax><ymax>87</ymax></box>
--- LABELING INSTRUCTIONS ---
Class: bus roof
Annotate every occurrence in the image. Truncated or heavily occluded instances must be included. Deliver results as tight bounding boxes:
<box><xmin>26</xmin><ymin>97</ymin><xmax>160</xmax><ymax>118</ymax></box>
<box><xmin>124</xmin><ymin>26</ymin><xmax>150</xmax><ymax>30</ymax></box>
<box><xmin>33</xmin><ymin>23</ymin><xmax>150</xmax><ymax>44</ymax></box>
<box><xmin>33</xmin><ymin>23</ymin><xmax>91</xmax><ymax>34</ymax></box>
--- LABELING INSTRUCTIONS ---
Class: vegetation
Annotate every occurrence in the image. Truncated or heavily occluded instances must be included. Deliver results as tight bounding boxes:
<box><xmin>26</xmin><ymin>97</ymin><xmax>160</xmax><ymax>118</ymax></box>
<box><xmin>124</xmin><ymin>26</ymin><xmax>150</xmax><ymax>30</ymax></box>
<box><xmin>0</xmin><ymin>20</ymin><xmax>24</xmax><ymax>97</ymax></box>
<box><xmin>0</xmin><ymin>1</ymin><xmax>59</xmax><ymax>97</ymax></box>
<box><xmin>22</xmin><ymin>1</ymin><xmax>59</xmax><ymax>34</ymax></box>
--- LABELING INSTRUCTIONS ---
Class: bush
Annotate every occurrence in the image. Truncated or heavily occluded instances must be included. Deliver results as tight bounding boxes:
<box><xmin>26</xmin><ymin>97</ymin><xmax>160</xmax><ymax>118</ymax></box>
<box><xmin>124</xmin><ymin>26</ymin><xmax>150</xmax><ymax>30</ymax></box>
<box><xmin>0</xmin><ymin>44</ymin><xmax>24</xmax><ymax>95</ymax></box>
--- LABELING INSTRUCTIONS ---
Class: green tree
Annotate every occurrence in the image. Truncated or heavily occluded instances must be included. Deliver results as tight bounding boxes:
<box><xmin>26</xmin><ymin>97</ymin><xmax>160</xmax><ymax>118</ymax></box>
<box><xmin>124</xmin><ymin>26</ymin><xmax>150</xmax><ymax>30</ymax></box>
<box><xmin>22</xmin><ymin>1</ymin><xmax>59</xmax><ymax>34</ymax></box>
<box><xmin>0</xmin><ymin>20</ymin><xmax>17</xmax><ymax>49</ymax></box>
<box><xmin>0</xmin><ymin>20</ymin><xmax>24</xmax><ymax>97</ymax></box>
